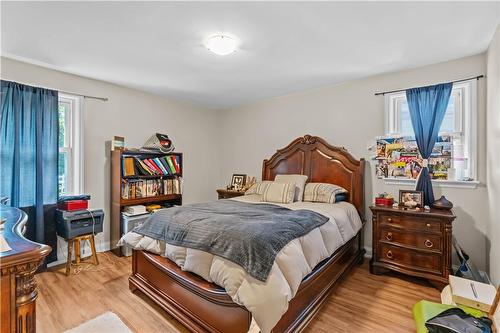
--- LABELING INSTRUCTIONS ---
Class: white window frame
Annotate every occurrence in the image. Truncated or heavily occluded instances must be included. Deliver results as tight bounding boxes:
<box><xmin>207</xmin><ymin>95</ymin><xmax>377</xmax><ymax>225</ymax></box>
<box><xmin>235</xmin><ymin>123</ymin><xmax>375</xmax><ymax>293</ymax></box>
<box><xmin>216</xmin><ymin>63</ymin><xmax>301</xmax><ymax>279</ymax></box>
<box><xmin>383</xmin><ymin>80</ymin><xmax>478</xmax><ymax>188</ymax></box>
<box><xmin>59</xmin><ymin>93</ymin><xmax>84</xmax><ymax>195</ymax></box>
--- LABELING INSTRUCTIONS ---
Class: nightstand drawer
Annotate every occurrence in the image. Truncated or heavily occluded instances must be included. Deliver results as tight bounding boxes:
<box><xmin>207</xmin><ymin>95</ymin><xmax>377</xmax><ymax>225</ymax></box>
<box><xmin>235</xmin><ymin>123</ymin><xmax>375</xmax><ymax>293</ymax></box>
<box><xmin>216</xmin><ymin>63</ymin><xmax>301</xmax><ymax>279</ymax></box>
<box><xmin>379</xmin><ymin>213</ymin><xmax>441</xmax><ymax>233</ymax></box>
<box><xmin>378</xmin><ymin>244</ymin><xmax>442</xmax><ymax>274</ymax></box>
<box><xmin>379</xmin><ymin>228</ymin><xmax>442</xmax><ymax>252</ymax></box>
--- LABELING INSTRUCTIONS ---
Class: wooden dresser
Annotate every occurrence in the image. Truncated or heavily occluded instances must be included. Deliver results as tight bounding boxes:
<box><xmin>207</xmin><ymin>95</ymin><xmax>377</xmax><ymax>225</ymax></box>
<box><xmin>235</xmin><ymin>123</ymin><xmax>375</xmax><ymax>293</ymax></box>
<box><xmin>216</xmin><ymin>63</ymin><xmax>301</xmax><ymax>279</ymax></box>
<box><xmin>369</xmin><ymin>205</ymin><xmax>456</xmax><ymax>289</ymax></box>
<box><xmin>216</xmin><ymin>189</ymin><xmax>245</xmax><ymax>200</ymax></box>
<box><xmin>1</xmin><ymin>206</ymin><xmax>51</xmax><ymax>333</ymax></box>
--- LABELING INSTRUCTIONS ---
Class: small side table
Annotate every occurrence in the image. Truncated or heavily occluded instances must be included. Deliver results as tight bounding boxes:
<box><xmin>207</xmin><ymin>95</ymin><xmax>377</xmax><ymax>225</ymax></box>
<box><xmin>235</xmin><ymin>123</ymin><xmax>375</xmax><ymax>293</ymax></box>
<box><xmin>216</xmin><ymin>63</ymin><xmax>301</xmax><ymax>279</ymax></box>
<box><xmin>216</xmin><ymin>189</ymin><xmax>245</xmax><ymax>200</ymax></box>
<box><xmin>66</xmin><ymin>233</ymin><xmax>99</xmax><ymax>276</ymax></box>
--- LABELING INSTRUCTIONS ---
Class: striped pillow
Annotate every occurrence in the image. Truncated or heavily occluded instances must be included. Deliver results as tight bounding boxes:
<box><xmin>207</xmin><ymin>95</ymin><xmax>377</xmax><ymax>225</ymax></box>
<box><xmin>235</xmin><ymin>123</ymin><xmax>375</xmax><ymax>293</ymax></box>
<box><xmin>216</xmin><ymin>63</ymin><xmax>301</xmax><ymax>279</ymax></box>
<box><xmin>275</xmin><ymin>174</ymin><xmax>308</xmax><ymax>202</ymax></box>
<box><xmin>303</xmin><ymin>183</ymin><xmax>347</xmax><ymax>203</ymax></box>
<box><xmin>261</xmin><ymin>182</ymin><xmax>296</xmax><ymax>204</ymax></box>
<box><xmin>245</xmin><ymin>181</ymin><xmax>273</xmax><ymax>195</ymax></box>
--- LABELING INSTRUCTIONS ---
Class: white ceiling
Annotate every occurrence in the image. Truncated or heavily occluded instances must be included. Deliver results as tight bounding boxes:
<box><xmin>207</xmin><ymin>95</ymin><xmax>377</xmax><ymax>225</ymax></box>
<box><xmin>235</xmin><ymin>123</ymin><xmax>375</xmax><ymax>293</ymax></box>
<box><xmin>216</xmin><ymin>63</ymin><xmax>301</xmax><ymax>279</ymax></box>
<box><xmin>1</xmin><ymin>2</ymin><xmax>499</xmax><ymax>109</ymax></box>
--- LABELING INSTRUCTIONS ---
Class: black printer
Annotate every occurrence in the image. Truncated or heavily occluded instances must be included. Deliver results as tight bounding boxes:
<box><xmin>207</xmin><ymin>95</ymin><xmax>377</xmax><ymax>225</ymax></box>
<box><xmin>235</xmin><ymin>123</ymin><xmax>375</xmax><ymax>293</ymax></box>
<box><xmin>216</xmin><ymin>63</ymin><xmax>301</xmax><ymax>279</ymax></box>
<box><xmin>56</xmin><ymin>209</ymin><xmax>104</xmax><ymax>239</ymax></box>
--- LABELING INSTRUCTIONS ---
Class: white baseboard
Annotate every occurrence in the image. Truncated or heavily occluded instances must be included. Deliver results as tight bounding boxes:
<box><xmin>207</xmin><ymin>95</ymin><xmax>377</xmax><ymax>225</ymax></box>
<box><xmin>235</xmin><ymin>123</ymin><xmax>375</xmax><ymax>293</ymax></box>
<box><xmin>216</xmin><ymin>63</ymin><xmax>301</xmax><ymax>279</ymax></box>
<box><xmin>364</xmin><ymin>246</ymin><xmax>372</xmax><ymax>258</ymax></box>
<box><xmin>47</xmin><ymin>236</ymin><xmax>111</xmax><ymax>268</ymax></box>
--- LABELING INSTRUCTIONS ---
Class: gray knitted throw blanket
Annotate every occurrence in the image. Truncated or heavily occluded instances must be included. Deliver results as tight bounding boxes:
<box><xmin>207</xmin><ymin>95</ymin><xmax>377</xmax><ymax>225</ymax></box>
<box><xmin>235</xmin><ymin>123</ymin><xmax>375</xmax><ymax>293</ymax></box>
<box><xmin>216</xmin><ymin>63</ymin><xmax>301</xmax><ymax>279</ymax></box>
<box><xmin>133</xmin><ymin>200</ymin><xmax>329</xmax><ymax>282</ymax></box>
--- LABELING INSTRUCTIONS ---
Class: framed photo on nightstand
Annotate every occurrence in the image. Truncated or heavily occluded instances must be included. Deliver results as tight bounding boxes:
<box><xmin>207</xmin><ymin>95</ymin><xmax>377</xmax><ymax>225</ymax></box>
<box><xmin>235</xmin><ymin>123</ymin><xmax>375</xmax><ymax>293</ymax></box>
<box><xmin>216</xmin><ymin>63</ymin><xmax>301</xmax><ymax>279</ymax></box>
<box><xmin>399</xmin><ymin>190</ymin><xmax>423</xmax><ymax>208</ymax></box>
<box><xmin>230</xmin><ymin>174</ymin><xmax>246</xmax><ymax>190</ymax></box>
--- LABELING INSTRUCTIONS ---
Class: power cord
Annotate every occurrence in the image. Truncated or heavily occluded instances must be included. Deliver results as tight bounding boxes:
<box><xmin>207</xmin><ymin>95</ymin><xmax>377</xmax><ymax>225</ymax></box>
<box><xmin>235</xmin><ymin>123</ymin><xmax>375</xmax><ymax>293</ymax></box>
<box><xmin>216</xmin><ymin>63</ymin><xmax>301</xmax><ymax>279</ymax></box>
<box><xmin>86</xmin><ymin>208</ymin><xmax>96</xmax><ymax>236</ymax></box>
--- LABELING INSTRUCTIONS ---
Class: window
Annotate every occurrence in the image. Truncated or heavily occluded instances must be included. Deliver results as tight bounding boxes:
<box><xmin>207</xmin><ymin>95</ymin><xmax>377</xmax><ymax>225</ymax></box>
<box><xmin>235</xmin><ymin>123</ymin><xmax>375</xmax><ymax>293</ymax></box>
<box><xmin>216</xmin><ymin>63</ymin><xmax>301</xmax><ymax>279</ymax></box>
<box><xmin>384</xmin><ymin>80</ymin><xmax>478</xmax><ymax>186</ymax></box>
<box><xmin>58</xmin><ymin>93</ymin><xmax>83</xmax><ymax>196</ymax></box>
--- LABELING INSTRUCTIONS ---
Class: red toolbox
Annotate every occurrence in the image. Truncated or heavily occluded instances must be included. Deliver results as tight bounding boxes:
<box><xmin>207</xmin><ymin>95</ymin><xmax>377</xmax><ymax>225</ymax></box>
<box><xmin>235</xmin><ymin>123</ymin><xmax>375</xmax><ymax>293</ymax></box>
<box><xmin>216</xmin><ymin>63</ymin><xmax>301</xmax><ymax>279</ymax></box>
<box><xmin>58</xmin><ymin>200</ymin><xmax>88</xmax><ymax>211</ymax></box>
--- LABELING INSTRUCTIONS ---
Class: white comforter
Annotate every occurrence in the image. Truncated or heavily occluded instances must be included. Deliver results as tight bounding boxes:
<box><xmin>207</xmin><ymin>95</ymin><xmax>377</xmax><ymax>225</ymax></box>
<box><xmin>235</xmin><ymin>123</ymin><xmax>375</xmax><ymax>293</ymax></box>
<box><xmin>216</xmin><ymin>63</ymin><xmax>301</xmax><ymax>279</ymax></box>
<box><xmin>118</xmin><ymin>194</ymin><xmax>362</xmax><ymax>333</ymax></box>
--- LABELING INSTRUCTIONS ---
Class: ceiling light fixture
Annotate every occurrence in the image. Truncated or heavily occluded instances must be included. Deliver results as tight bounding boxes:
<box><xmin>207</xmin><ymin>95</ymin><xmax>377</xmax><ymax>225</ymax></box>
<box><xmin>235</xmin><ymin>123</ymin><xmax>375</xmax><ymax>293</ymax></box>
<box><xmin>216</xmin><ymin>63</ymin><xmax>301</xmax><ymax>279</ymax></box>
<box><xmin>206</xmin><ymin>34</ymin><xmax>237</xmax><ymax>56</ymax></box>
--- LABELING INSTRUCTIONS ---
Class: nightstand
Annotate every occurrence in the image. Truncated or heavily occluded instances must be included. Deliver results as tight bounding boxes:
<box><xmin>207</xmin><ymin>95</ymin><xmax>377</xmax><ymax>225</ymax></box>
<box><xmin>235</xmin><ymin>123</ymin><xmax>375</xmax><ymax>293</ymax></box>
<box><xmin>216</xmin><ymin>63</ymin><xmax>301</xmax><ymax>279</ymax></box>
<box><xmin>216</xmin><ymin>189</ymin><xmax>245</xmax><ymax>200</ymax></box>
<box><xmin>369</xmin><ymin>205</ymin><xmax>456</xmax><ymax>289</ymax></box>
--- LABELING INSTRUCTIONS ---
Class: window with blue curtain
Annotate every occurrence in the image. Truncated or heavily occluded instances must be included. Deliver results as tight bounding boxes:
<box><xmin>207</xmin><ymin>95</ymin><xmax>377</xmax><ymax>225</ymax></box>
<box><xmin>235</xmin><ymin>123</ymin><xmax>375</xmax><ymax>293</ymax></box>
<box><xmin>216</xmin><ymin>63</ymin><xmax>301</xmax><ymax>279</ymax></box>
<box><xmin>0</xmin><ymin>80</ymin><xmax>59</xmax><ymax>263</ymax></box>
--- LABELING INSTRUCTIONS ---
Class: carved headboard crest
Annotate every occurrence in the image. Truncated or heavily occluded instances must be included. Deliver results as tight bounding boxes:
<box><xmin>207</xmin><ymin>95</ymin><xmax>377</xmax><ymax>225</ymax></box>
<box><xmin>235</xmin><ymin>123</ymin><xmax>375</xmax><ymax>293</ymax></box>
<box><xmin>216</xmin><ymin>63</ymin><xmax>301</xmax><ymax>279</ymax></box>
<box><xmin>262</xmin><ymin>135</ymin><xmax>365</xmax><ymax>220</ymax></box>
<box><xmin>299</xmin><ymin>135</ymin><xmax>317</xmax><ymax>145</ymax></box>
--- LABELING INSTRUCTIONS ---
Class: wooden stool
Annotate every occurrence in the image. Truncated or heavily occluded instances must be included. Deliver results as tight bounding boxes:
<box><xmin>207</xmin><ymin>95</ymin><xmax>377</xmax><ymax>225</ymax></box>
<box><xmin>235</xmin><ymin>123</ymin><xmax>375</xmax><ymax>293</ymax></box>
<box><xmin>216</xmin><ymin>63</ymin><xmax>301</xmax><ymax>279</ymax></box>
<box><xmin>65</xmin><ymin>234</ymin><xmax>99</xmax><ymax>276</ymax></box>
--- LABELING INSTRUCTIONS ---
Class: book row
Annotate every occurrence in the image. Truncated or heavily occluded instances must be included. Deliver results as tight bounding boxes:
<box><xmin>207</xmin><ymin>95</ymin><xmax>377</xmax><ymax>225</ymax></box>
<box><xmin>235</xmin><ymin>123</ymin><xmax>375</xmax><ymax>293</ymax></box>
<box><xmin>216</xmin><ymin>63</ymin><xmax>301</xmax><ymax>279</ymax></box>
<box><xmin>123</xmin><ymin>155</ymin><xmax>181</xmax><ymax>177</ymax></box>
<box><xmin>121</xmin><ymin>177</ymin><xmax>182</xmax><ymax>199</ymax></box>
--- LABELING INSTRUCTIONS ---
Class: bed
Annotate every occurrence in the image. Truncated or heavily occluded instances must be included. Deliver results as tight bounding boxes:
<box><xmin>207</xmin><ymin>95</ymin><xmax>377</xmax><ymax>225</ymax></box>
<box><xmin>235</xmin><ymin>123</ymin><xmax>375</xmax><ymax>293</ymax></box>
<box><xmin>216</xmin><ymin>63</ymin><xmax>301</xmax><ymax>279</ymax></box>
<box><xmin>125</xmin><ymin>135</ymin><xmax>365</xmax><ymax>333</ymax></box>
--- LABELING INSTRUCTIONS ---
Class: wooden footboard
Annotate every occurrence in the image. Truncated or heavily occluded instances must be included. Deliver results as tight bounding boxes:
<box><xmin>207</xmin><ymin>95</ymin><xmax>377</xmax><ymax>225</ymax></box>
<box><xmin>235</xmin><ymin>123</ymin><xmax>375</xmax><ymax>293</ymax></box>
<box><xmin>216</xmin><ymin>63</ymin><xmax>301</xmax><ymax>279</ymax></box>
<box><xmin>129</xmin><ymin>230</ymin><xmax>364</xmax><ymax>333</ymax></box>
<box><xmin>130</xmin><ymin>250</ymin><xmax>252</xmax><ymax>333</ymax></box>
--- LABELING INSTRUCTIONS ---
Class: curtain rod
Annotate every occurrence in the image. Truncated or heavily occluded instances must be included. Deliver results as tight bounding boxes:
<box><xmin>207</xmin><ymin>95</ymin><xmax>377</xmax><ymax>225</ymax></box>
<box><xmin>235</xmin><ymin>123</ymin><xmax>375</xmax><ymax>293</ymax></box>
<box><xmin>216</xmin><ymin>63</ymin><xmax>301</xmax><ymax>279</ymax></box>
<box><xmin>59</xmin><ymin>89</ymin><xmax>108</xmax><ymax>101</ymax></box>
<box><xmin>2</xmin><ymin>79</ymin><xmax>108</xmax><ymax>101</ymax></box>
<box><xmin>374</xmin><ymin>75</ymin><xmax>484</xmax><ymax>96</ymax></box>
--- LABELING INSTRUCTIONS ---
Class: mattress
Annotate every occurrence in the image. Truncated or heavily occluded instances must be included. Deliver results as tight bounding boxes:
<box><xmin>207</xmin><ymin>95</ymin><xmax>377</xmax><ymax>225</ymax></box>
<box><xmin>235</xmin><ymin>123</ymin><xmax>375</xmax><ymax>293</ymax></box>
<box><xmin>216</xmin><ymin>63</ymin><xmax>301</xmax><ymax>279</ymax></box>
<box><xmin>118</xmin><ymin>194</ymin><xmax>362</xmax><ymax>333</ymax></box>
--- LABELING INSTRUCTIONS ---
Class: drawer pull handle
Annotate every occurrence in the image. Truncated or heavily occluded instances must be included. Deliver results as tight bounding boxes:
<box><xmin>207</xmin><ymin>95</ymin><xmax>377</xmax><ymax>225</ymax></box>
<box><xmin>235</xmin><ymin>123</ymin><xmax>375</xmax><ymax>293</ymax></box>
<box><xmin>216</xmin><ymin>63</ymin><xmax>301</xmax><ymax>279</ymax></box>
<box><xmin>426</xmin><ymin>223</ymin><xmax>431</xmax><ymax>228</ymax></box>
<box><xmin>386</xmin><ymin>250</ymin><xmax>394</xmax><ymax>259</ymax></box>
<box><xmin>387</xmin><ymin>218</ymin><xmax>393</xmax><ymax>222</ymax></box>
<box><xmin>425</xmin><ymin>239</ymin><xmax>434</xmax><ymax>248</ymax></box>
<box><xmin>385</xmin><ymin>232</ymin><xmax>393</xmax><ymax>241</ymax></box>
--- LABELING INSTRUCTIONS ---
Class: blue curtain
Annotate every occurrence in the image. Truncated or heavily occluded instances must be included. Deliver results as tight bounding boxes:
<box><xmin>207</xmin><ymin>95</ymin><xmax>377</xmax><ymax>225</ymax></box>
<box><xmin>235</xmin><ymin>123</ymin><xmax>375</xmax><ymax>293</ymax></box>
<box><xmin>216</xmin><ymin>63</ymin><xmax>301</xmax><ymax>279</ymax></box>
<box><xmin>406</xmin><ymin>83</ymin><xmax>452</xmax><ymax>206</ymax></box>
<box><xmin>0</xmin><ymin>80</ymin><xmax>58</xmax><ymax>261</ymax></box>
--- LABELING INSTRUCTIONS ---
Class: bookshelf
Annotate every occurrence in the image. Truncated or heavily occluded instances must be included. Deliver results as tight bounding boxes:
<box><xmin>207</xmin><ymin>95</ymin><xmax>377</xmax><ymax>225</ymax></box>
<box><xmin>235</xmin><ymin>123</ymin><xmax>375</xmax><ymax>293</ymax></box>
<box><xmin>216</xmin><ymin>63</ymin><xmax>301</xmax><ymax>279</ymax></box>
<box><xmin>110</xmin><ymin>149</ymin><xmax>183</xmax><ymax>256</ymax></box>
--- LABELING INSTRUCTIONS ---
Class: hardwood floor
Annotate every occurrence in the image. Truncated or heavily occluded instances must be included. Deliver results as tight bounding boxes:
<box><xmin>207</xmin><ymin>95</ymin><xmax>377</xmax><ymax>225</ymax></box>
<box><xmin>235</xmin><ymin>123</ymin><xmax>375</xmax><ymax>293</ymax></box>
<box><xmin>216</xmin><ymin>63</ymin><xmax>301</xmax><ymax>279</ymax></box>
<box><xmin>36</xmin><ymin>252</ymin><xmax>440</xmax><ymax>333</ymax></box>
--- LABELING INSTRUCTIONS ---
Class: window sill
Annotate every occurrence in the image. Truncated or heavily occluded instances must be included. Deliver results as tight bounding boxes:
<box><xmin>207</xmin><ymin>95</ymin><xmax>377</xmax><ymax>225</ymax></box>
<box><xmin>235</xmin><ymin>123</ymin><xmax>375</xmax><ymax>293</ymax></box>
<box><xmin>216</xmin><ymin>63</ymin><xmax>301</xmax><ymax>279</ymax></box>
<box><xmin>382</xmin><ymin>178</ymin><xmax>480</xmax><ymax>189</ymax></box>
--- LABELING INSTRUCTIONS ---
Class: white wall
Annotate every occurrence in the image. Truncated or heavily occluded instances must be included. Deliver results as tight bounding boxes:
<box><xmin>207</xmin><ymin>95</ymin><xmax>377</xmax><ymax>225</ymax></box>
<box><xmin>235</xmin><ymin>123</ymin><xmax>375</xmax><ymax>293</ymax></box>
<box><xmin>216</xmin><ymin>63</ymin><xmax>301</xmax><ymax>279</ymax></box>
<box><xmin>1</xmin><ymin>57</ymin><xmax>220</xmax><ymax>261</ymax></box>
<box><xmin>486</xmin><ymin>25</ymin><xmax>500</xmax><ymax>285</ymax></box>
<box><xmin>1</xmin><ymin>52</ymin><xmax>495</xmax><ymax>275</ymax></box>
<box><xmin>217</xmin><ymin>54</ymin><xmax>490</xmax><ymax>271</ymax></box>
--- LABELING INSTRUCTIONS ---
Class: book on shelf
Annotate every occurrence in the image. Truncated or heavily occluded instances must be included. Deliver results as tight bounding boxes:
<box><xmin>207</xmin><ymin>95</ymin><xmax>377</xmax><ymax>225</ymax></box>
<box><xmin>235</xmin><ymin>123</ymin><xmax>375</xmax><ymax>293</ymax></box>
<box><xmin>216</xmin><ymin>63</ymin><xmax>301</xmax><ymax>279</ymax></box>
<box><xmin>146</xmin><ymin>159</ymin><xmax>163</xmax><ymax>174</ymax></box>
<box><xmin>141</xmin><ymin>159</ymin><xmax>156</xmax><ymax>175</ymax></box>
<box><xmin>121</xmin><ymin>177</ymin><xmax>182</xmax><ymax>200</ymax></box>
<box><xmin>159</xmin><ymin>157</ymin><xmax>171</xmax><ymax>175</ymax></box>
<box><xmin>130</xmin><ymin>182</ymin><xmax>136</xmax><ymax>199</ymax></box>
<box><xmin>171</xmin><ymin>155</ymin><xmax>180</xmax><ymax>173</ymax></box>
<box><xmin>123</xmin><ymin>157</ymin><xmax>136</xmax><ymax>176</ymax></box>
<box><xmin>166</xmin><ymin>156</ymin><xmax>176</xmax><ymax>174</ymax></box>
<box><xmin>153</xmin><ymin>157</ymin><xmax>169</xmax><ymax>175</ymax></box>
<box><xmin>134</xmin><ymin>157</ymin><xmax>153</xmax><ymax>175</ymax></box>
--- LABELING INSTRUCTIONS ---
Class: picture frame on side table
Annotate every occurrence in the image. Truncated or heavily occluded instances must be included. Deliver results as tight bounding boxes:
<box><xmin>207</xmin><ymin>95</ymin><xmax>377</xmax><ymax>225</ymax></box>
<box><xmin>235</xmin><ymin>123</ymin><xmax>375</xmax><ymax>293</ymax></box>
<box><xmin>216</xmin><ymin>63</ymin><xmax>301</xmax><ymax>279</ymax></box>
<box><xmin>399</xmin><ymin>190</ymin><xmax>423</xmax><ymax>208</ymax></box>
<box><xmin>230</xmin><ymin>174</ymin><xmax>247</xmax><ymax>191</ymax></box>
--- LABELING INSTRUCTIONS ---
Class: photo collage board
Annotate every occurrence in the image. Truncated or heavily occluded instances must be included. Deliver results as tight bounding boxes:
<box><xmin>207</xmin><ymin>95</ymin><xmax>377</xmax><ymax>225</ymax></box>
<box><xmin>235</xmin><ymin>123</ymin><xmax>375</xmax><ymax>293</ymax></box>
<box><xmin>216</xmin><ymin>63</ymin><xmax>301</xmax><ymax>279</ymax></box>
<box><xmin>374</xmin><ymin>135</ymin><xmax>453</xmax><ymax>180</ymax></box>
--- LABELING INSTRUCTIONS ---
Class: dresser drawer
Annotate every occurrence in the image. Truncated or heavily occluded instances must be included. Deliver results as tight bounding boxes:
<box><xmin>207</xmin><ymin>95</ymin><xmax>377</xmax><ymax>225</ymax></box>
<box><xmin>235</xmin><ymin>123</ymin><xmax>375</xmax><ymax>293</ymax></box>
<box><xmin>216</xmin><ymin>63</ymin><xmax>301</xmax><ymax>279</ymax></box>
<box><xmin>378</xmin><ymin>213</ymin><xmax>441</xmax><ymax>233</ymax></box>
<box><xmin>378</xmin><ymin>244</ymin><xmax>442</xmax><ymax>274</ymax></box>
<box><xmin>379</xmin><ymin>228</ymin><xmax>442</xmax><ymax>252</ymax></box>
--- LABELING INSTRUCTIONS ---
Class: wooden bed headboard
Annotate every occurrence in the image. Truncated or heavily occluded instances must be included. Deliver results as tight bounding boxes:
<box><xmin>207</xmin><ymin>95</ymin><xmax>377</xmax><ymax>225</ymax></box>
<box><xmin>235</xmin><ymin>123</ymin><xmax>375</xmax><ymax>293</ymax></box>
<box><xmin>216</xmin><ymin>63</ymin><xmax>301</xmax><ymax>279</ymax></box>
<box><xmin>262</xmin><ymin>135</ymin><xmax>365</xmax><ymax>220</ymax></box>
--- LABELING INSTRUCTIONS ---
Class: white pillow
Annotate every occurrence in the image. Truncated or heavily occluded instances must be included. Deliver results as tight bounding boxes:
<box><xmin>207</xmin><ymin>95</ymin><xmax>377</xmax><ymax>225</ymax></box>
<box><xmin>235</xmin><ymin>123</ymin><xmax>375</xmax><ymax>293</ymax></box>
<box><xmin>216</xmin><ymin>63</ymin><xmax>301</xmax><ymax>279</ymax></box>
<box><xmin>303</xmin><ymin>183</ymin><xmax>347</xmax><ymax>204</ymax></box>
<box><xmin>261</xmin><ymin>182</ymin><xmax>296</xmax><ymax>204</ymax></box>
<box><xmin>245</xmin><ymin>181</ymin><xmax>273</xmax><ymax>195</ymax></box>
<box><xmin>275</xmin><ymin>174</ymin><xmax>308</xmax><ymax>202</ymax></box>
